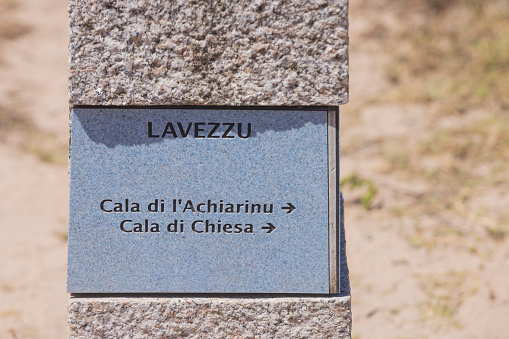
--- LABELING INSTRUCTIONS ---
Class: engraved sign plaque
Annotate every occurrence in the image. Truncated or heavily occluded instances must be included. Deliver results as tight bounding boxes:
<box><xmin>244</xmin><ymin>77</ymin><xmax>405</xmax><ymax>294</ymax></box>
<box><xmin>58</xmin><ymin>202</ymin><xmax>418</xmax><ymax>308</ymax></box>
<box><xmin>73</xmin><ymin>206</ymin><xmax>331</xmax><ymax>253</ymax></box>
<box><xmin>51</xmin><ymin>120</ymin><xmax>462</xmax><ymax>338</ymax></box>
<box><xmin>67</xmin><ymin>107</ymin><xmax>339</xmax><ymax>293</ymax></box>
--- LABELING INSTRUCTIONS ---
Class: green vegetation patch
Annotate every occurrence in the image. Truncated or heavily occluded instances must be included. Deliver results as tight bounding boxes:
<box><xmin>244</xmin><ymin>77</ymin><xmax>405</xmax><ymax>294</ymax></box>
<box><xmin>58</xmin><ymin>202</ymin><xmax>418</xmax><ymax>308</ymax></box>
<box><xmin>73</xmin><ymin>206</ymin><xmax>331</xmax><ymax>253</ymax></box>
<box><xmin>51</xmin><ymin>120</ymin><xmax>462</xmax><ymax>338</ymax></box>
<box><xmin>388</xmin><ymin>0</ymin><xmax>509</xmax><ymax>111</ymax></box>
<box><xmin>341</xmin><ymin>174</ymin><xmax>377</xmax><ymax>210</ymax></box>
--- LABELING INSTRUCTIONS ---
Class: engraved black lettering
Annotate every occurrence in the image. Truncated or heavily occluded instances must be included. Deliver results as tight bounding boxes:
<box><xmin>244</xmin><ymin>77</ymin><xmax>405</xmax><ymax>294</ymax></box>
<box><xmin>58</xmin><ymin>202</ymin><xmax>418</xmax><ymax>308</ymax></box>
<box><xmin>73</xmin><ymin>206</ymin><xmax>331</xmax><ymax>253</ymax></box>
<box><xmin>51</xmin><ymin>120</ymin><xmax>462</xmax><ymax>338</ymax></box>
<box><xmin>207</xmin><ymin>200</ymin><xmax>217</xmax><ymax>213</ymax></box>
<box><xmin>251</xmin><ymin>203</ymin><xmax>261</xmax><ymax>214</ymax></box>
<box><xmin>183</xmin><ymin>200</ymin><xmax>195</xmax><ymax>212</ymax></box>
<box><xmin>194</xmin><ymin>122</ymin><xmax>206</xmax><ymax>138</ymax></box>
<box><xmin>192</xmin><ymin>220</ymin><xmax>203</xmax><ymax>233</ymax></box>
<box><xmin>205</xmin><ymin>220</ymin><xmax>216</xmax><ymax>233</ymax></box>
<box><xmin>234</xmin><ymin>224</ymin><xmax>243</xmax><ymax>233</ymax></box>
<box><xmin>130</xmin><ymin>202</ymin><xmax>140</xmax><ymax>212</ymax></box>
<box><xmin>223</xmin><ymin>223</ymin><xmax>233</xmax><ymax>233</ymax></box>
<box><xmin>120</xmin><ymin>220</ymin><xmax>132</xmax><ymax>232</ymax></box>
<box><xmin>222</xmin><ymin>123</ymin><xmax>235</xmax><ymax>138</ymax></box>
<box><xmin>237</xmin><ymin>123</ymin><xmax>252</xmax><ymax>139</ymax></box>
<box><xmin>133</xmin><ymin>222</ymin><xmax>143</xmax><ymax>232</ymax></box>
<box><xmin>197</xmin><ymin>203</ymin><xmax>205</xmax><ymax>213</ymax></box>
<box><xmin>162</xmin><ymin>122</ymin><xmax>177</xmax><ymax>138</ymax></box>
<box><xmin>263</xmin><ymin>204</ymin><xmax>274</xmax><ymax>214</ymax></box>
<box><xmin>100</xmin><ymin>199</ymin><xmax>112</xmax><ymax>212</ymax></box>
<box><xmin>148</xmin><ymin>199</ymin><xmax>159</xmax><ymax>212</ymax></box>
<box><xmin>167</xmin><ymin>220</ymin><xmax>179</xmax><ymax>233</ymax></box>
<box><xmin>150</xmin><ymin>222</ymin><xmax>160</xmax><ymax>233</ymax></box>
<box><xmin>245</xmin><ymin>224</ymin><xmax>254</xmax><ymax>233</ymax></box>
<box><xmin>147</xmin><ymin>122</ymin><xmax>159</xmax><ymax>137</ymax></box>
<box><xmin>177</xmin><ymin>122</ymin><xmax>193</xmax><ymax>138</ymax></box>
<box><xmin>207</xmin><ymin>123</ymin><xmax>220</xmax><ymax>138</ymax></box>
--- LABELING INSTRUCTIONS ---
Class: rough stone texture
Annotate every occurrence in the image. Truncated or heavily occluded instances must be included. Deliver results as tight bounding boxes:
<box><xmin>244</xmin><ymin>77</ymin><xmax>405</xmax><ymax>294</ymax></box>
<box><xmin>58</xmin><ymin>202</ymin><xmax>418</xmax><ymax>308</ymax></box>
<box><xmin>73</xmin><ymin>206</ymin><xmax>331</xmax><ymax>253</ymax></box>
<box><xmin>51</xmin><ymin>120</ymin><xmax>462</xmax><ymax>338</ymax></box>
<box><xmin>68</xmin><ymin>0</ymin><xmax>349</xmax><ymax>106</ymax></box>
<box><xmin>68</xmin><ymin>296</ymin><xmax>351</xmax><ymax>338</ymax></box>
<box><xmin>67</xmin><ymin>196</ymin><xmax>350</xmax><ymax>337</ymax></box>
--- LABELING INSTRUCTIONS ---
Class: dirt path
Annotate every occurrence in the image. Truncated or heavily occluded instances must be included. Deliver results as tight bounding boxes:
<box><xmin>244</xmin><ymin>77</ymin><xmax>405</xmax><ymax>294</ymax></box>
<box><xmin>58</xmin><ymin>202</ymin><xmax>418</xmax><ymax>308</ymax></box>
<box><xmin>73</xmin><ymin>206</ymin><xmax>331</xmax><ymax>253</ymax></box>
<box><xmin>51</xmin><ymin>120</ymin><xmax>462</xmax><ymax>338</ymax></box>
<box><xmin>0</xmin><ymin>0</ymin><xmax>69</xmax><ymax>338</ymax></box>
<box><xmin>344</xmin><ymin>1</ymin><xmax>509</xmax><ymax>338</ymax></box>
<box><xmin>0</xmin><ymin>145</ymin><xmax>68</xmax><ymax>338</ymax></box>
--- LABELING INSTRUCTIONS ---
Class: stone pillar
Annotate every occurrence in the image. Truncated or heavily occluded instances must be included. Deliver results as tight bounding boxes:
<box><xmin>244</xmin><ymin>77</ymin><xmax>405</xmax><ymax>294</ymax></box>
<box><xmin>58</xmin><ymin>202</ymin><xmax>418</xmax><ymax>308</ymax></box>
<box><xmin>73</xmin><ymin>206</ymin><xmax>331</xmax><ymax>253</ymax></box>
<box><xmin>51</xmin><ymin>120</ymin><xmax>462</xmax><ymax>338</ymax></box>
<box><xmin>67</xmin><ymin>0</ymin><xmax>350</xmax><ymax>337</ymax></box>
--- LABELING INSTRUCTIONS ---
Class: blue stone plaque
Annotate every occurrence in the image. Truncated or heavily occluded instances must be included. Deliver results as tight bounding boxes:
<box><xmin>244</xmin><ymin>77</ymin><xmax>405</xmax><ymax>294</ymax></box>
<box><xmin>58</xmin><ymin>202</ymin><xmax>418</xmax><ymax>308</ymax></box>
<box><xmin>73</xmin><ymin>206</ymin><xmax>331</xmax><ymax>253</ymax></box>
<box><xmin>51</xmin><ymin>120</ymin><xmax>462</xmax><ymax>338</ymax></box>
<box><xmin>67</xmin><ymin>107</ymin><xmax>339</xmax><ymax>293</ymax></box>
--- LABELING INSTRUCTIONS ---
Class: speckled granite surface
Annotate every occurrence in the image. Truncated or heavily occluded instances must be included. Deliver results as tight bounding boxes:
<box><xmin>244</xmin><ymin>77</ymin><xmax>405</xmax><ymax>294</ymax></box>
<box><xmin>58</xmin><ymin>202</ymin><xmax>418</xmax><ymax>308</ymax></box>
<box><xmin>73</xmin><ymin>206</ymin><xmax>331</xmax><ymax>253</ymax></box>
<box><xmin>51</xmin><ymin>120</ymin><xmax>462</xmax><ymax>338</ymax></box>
<box><xmin>67</xmin><ymin>107</ymin><xmax>332</xmax><ymax>294</ymax></box>
<box><xmin>67</xmin><ymin>195</ymin><xmax>350</xmax><ymax>337</ymax></box>
<box><xmin>68</xmin><ymin>296</ymin><xmax>351</xmax><ymax>338</ymax></box>
<box><xmin>68</xmin><ymin>1</ymin><xmax>351</xmax><ymax>335</ymax></box>
<box><xmin>67</xmin><ymin>198</ymin><xmax>350</xmax><ymax>337</ymax></box>
<box><xmin>68</xmin><ymin>0</ymin><xmax>349</xmax><ymax>106</ymax></box>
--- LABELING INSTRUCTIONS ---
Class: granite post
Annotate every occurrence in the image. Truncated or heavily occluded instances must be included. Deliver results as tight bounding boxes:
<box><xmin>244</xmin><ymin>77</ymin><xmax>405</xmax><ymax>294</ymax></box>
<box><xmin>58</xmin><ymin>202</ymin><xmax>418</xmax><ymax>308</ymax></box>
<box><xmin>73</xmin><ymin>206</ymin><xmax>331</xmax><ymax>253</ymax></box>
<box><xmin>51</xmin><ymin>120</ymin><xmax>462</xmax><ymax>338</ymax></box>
<box><xmin>67</xmin><ymin>0</ymin><xmax>350</xmax><ymax>337</ymax></box>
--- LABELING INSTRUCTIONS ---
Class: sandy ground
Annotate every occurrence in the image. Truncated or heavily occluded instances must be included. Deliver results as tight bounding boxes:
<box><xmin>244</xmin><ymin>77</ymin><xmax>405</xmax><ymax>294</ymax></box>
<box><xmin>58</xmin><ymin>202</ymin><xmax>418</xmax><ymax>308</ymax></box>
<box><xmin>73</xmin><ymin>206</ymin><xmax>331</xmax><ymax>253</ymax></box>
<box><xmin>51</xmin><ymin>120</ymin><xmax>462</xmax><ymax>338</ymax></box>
<box><xmin>0</xmin><ymin>0</ymin><xmax>508</xmax><ymax>338</ymax></box>
<box><xmin>344</xmin><ymin>2</ymin><xmax>509</xmax><ymax>338</ymax></box>
<box><xmin>0</xmin><ymin>0</ymin><xmax>69</xmax><ymax>337</ymax></box>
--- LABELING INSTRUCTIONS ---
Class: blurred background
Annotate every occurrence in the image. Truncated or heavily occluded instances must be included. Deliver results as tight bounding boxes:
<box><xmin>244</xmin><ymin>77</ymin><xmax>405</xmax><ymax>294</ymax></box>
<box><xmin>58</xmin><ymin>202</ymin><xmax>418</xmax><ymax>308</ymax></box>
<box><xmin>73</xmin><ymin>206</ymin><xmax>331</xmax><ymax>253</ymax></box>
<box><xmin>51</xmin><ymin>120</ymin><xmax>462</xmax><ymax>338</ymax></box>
<box><xmin>0</xmin><ymin>0</ymin><xmax>507</xmax><ymax>338</ymax></box>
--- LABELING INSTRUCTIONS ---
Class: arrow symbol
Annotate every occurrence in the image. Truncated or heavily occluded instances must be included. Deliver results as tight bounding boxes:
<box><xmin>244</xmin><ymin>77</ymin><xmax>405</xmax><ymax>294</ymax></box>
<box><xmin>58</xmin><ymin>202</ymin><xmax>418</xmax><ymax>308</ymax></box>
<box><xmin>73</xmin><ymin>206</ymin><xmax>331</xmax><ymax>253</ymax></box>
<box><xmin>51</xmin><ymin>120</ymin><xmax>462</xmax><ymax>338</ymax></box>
<box><xmin>261</xmin><ymin>223</ymin><xmax>276</xmax><ymax>234</ymax></box>
<box><xmin>282</xmin><ymin>203</ymin><xmax>296</xmax><ymax>214</ymax></box>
